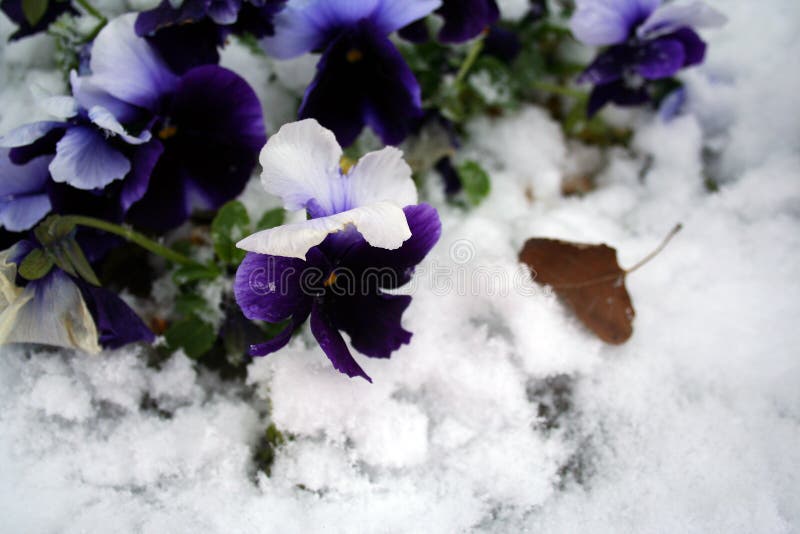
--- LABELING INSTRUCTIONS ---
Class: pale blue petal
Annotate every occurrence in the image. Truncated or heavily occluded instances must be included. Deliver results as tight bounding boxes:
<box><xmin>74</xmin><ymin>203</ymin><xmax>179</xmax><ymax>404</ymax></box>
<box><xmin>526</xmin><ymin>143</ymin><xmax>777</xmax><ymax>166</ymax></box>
<box><xmin>570</xmin><ymin>0</ymin><xmax>660</xmax><ymax>45</ymax></box>
<box><xmin>0</xmin><ymin>150</ymin><xmax>50</xmax><ymax>197</ymax></box>
<box><xmin>88</xmin><ymin>14</ymin><xmax>179</xmax><ymax>111</ymax></box>
<box><xmin>88</xmin><ymin>106</ymin><xmax>152</xmax><ymax>145</ymax></box>
<box><xmin>49</xmin><ymin>126</ymin><xmax>131</xmax><ymax>190</ymax></box>
<box><xmin>70</xmin><ymin>71</ymin><xmax>142</xmax><ymax>124</ymax></box>
<box><xmin>638</xmin><ymin>1</ymin><xmax>727</xmax><ymax>38</ymax></box>
<box><xmin>0</xmin><ymin>121</ymin><xmax>64</xmax><ymax>148</ymax></box>
<box><xmin>0</xmin><ymin>194</ymin><xmax>51</xmax><ymax>232</ymax></box>
<box><xmin>208</xmin><ymin>0</ymin><xmax>241</xmax><ymax>24</ymax></box>
<box><xmin>371</xmin><ymin>0</ymin><xmax>441</xmax><ymax>34</ymax></box>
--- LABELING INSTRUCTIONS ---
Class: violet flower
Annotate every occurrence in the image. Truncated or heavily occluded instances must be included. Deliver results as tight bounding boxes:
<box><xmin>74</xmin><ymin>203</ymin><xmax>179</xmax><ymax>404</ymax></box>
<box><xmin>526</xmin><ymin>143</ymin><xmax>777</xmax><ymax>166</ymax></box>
<box><xmin>399</xmin><ymin>0</ymin><xmax>500</xmax><ymax>44</ymax></box>
<box><xmin>0</xmin><ymin>0</ymin><xmax>78</xmax><ymax>41</ymax></box>
<box><xmin>570</xmin><ymin>0</ymin><xmax>726</xmax><ymax>116</ymax></box>
<box><xmin>0</xmin><ymin>241</ymin><xmax>154</xmax><ymax>353</ymax></box>
<box><xmin>234</xmin><ymin>120</ymin><xmax>441</xmax><ymax>382</ymax></box>
<box><xmin>76</xmin><ymin>15</ymin><xmax>266</xmax><ymax>232</ymax></box>
<box><xmin>135</xmin><ymin>0</ymin><xmax>287</xmax><ymax>73</ymax></box>
<box><xmin>262</xmin><ymin>0</ymin><xmax>441</xmax><ymax>147</ymax></box>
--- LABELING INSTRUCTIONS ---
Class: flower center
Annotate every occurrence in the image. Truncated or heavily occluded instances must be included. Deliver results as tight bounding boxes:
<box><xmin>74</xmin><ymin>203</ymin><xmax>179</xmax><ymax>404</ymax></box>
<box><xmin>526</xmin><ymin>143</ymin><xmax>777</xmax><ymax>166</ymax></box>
<box><xmin>323</xmin><ymin>272</ymin><xmax>338</xmax><ymax>287</ymax></box>
<box><xmin>346</xmin><ymin>48</ymin><xmax>363</xmax><ymax>63</ymax></box>
<box><xmin>158</xmin><ymin>124</ymin><xmax>178</xmax><ymax>140</ymax></box>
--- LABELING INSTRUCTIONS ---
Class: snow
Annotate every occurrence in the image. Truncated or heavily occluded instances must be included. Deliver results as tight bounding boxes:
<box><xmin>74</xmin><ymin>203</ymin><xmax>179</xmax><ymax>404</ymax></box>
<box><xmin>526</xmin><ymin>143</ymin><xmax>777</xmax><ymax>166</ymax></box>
<box><xmin>2</xmin><ymin>0</ymin><xmax>800</xmax><ymax>532</ymax></box>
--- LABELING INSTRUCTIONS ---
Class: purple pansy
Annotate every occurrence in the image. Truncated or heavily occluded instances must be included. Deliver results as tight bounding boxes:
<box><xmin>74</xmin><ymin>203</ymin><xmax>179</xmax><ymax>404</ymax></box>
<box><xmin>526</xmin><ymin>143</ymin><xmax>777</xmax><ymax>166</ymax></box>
<box><xmin>263</xmin><ymin>0</ymin><xmax>441</xmax><ymax>147</ymax></box>
<box><xmin>0</xmin><ymin>85</ymin><xmax>156</xmax><ymax>232</ymax></box>
<box><xmin>400</xmin><ymin>0</ymin><xmax>500</xmax><ymax>44</ymax></box>
<box><xmin>0</xmin><ymin>241</ymin><xmax>154</xmax><ymax>353</ymax></box>
<box><xmin>78</xmin><ymin>15</ymin><xmax>266</xmax><ymax>231</ymax></box>
<box><xmin>135</xmin><ymin>0</ymin><xmax>287</xmax><ymax>73</ymax></box>
<box><xmin>234</xmin><ymin>120</ymin><xmax>441</xmax><ymax>382</ymax></box>
<box><xmin>0</xmin><ymin>0</ymin><xmax>78</xmax><ymax>41</ymax></box>
<box><xmin>570</xmin><ymin>0</ymin><xmax>725</xmax><ymax>116</ymax></box>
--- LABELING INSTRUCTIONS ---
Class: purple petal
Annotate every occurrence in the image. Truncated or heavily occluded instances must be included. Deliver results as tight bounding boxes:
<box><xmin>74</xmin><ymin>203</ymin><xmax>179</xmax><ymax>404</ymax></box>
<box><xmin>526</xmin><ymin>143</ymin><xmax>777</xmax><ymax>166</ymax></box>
<box><xmin>89</xmin><ymin>14</ymin><xmax>179</xmax><ymax>112</ymax></box>
<box><xmin>570</xmin><ymin>0</ymin><xmax>660</xmax><ymax>46</ymax></box>
<box><xmin>0</xmin><ymin>149</ymin><xmax>50</xmax><ymax>197</ymax></box>
<box><xmin>249</xmin><ymin>300</ymin><xmax>311</xmax><ymax>356</ymax></box>
<box><xmin>135</xmin><ymin>0</ymin><xmax>208</xmax><ymax>36</ymax></box>
<box><xmin>75</xmin><ymin>280</ymin><xmax>155</xmax><ymax>349</ymax></box>
<box><xmin>330</xmin><ymin>292</ymin><xmax>412</xmax><ymax>359</ymax></box>
<box><xmin>638</xmin><ymin>1</ymin><xmax>727</xmax><ymax>39</ymax></box>
<box><xmin>635</xmin><ymin>37</ymin><xmax>685</xmax><ymax>80</ymax></box>
<box><xmin>578</xmin><ymin>46</ymin><xmax>630</xmax><ymax>85</ymax></box>
<box><xmin>299</xmin><ymin>21</ymin><xmax>423</xmax><ymax>147</ymax></box>
<box><xmin>670</xmin><ymin>27</ymin><xmax>707</xmax><ymax>67</ymax></box>
<box><xmin>586</xmin><ymin>80</ymin><xmax>650</xmax><ymax>117</ymax></box>
<box><xmin>0</xmin><ymin>194</ymin><xmax>51</xmax><ymax>232</ymax></box>
<box><xmin>398</xmin><ymin>18</ymin><xmax>430</xmax><ymax>43</ymax></box>
<box><xmin>70</xmin><ymin>72</ymin><xmax>145</xmax><ymax>125</ymax></box>
<box><xmin>658</xmin><ymin>86</ymin><xmax>686</xmax><ymax>122</ymax></box>
<box><xmin>120</xmin><ymin>139</ymin><xmax>165</xmax><ymax>213</ymax></box>
<box><xmin>231</xmin><ymin>0</ymin><xmax>286</xmax><ymax>38</ymax></box>
<box><xmin>208</xmin><ymin>0</ymin><xmax>241</xmax><ymax>24</ymax></box>
<box><xmin>436</xmin><ymin>0</ymin><xmax>499</xmax><ymax>43</ymax></box>
<box><xmin>8</xmin><ymin>126</ymin><xmax>65</xmax><ymax>165</ymax></box>
<box><xmin>145</xmin><ymin>20</ymin><xmax>224</xmax><ymax>74</ymax></box>
<box><xmin>0</xmin><ymin>121</ymin><xmax>64</xmax><ymax>148</ymax></box>
<box><xmin>49</xmin><ymin>126</ymin><xmax>131</xmax><ymax>190</ymax></box>
<box><xmin>310</xmin><ymin>300</ymin><xmax>372</xmax><ymax>382</ymax></box>
<box><xmin>234</xmin><ymin>252</ymin><xmax>311</xmax><ymax>323</ymax></box>
<box><xmin>370</xmin><ymin>0</ymin><xmax>441</xmax><ymax>35</ymax></box>
<box><xmin>483</xmin><ymin>25</ymin><xmax>522</xmax><ymax>63</ymax></box>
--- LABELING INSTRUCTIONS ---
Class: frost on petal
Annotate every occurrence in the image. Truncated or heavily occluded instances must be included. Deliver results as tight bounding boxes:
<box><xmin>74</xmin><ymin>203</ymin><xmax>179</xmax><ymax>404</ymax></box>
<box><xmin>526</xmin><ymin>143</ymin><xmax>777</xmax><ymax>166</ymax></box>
<box><xmin>638</xmin><ymin>1</ymin><xmax>727</xmax><ymax>39</ymax></box>
<box><xmin>237</xmin><ymin>202</ymin><xmax>411</xmax><ymax>259</ymax></box>
<box><xmin>0</xmin><ymin>270</ymin><xmax>101</xmax><ymax>354</ymax></box>
<box><xmin>347</xmin><ymin>147</ymin><xmax>417</xmax><ymax>208</ymax></box>
<box><xmin>570</xmin><ymin>0</ymin><xmax>660</xmax><ymax>46</ymax></box>
<box><xmin>88</xmin><ymin>14</ymin><xmax>179</xmax><ymax>111</ymax></box>
<box><xmin>259</xmin><ymin>119</ymin><xmax>344</xmax><ymax>214</ymax></box>
<box><xmin>49</xmin><ymin>126</ymin><xmax>131</xmax><ymax>190</ymax></box>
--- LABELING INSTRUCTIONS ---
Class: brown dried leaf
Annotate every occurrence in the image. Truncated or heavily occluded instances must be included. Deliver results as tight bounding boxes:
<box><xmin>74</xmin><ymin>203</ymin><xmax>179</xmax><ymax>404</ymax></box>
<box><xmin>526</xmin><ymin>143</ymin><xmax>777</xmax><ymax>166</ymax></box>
<box><xmin>519</xmin><ymin>238</ymin><xmax>634</xmax><ymax>344</ymax></box>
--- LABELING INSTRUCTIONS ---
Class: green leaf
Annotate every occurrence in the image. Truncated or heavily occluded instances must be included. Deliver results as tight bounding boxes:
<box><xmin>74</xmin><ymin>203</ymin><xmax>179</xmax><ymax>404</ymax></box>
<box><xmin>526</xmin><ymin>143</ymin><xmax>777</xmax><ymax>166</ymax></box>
<box><xmin>33</xmin><ymin>215</ymin><xmax>76</xmax><ymax>247</ymax></box>
<box><xmin>18</xmin><ymin>249</ymin><xmax>54</xmax><ymax>281</ymax></box>
<box><xmin>172</xmin><ymin>263</ymin><xmax>221</xmax><ymax>285</ymax></box>
<box><xmin>61</xmin><ymin>237</ymin><xmax>101</xmax><ymax>286</ymax></box>
<box><xmin>211</xmin><ymin>200</ymin><xmax>250</xmax><ymax>265</ymax></box>
<box><xmin>22</xmin><ymin>0</ymin><xmax>48</xmax><ymax>27</ymax></box>
<box><xmin>174</xmin><ymin>293</ymin><xmax>209</xmax><ymax>317</ymax></box>
<box><xmin>457</xmin><ymin>161</ymin><xmax>491</xmax><ymax>206</ymax></box>
<box><xmin>255</xmin><ymin>208</ymin><xmax>285</xmax><ymax>231</ymax></box>
<box><xmin>165</xmin><ymin>315</ymin><xmax>217</xmax><ymax>359</ymax></box>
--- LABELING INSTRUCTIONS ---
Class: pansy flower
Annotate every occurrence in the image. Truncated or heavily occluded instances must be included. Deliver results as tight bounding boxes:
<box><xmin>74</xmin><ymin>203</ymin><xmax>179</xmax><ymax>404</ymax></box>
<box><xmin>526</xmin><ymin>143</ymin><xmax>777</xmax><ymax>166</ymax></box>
<box><xmin>77</xmin><ymin>14</ymin><xmax>266</xmax><ymax>231</ymax></box>
<box><xmin>0</xmin><ymin>0</ymin><xmax>78</xmax><ymax>41</ymax></box>
<box><xmin>0</xmin><ymin>241</ymin><xmax>154</xmax><ymax>353</ymax></box>
<box><xmin>0</xmin><ymin>85</ymin><xmax>158</xmax><ymax>232</ymax></box>
<box><xmin>570</xmin><ymin>0</ymin><xmax>726</xmax><ymax>116</ymax></box>
<box><xmin>135</xmin><ymin>0</ymin><xmax>287</xmax><ymax>73</ymax></box>
<box><xmin>263</xmin><ymin>0</ymin><xmax>441</xmax><ymax>147</ymax></box>
<box><xmin>234</xmin><ymin>120</ymin><xmax>441</xmax><ymax>382</ymax></box>
<box><xmin>399</xmin><ymin>0</ymin><xmax>500</xmax><ymax>44</ymax></box>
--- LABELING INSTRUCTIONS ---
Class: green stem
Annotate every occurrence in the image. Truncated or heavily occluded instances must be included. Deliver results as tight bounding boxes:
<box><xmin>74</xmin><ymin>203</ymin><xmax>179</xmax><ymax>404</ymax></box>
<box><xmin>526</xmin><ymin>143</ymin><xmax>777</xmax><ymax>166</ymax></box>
<box><xmin>75</xmin><ymin>0</ymin><xmax>106</xmax><ymax>22</ymax></box>
<box><xmin>63</xmin><ymin>215</ymin><xmax>198</xmax><ymax>267</ymax></box>
<box><xmin>531</xmin><ymin>81</ymin><xmax>587</xmax><ymax>101</ymax></box>
<box><xmin>454</xmin><ymin>35</ymin><xmax>486</xmax><ymax>87</ymax></box>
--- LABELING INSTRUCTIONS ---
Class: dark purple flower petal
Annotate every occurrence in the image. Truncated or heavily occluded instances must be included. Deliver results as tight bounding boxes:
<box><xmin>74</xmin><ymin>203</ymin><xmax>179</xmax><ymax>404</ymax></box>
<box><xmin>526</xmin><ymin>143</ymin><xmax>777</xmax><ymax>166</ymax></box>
<box><xmin>669</xmin><ymin>27</ymin><xmax>707</xmax><ymax>67</ymax></box>
<box><xmin>8</xmin><ymin>126</ymin><xmax>65</xmax><ymax>164</ymax></box>
<box><xmin>586</xmin><ymin>80</ymin><xmax>650</xmax><ymax>117</ymax></box>
<box><xmin>578</xmin><ymin>45</ymin><xmax>631</xmax><ymax>85</ymax></box>
<box><xmin>234</xmin><ymin>252</ymin><xmax>310</xmax><ymax>323</ymax></box>
<box><xmin>310</xmin><ymin>300</ymin><xmax>371</xmax><ymax>382</ymax></box>
<box><xmin>144</xmin><ymin>20</ymin><xmax>224</xmax><ymax>74</ymax></box>
<box><xmin>249</xmin><ymin>300</ymin><xmax>311</xmax><ymax>356</ymax></box>
<box><xmin>75</xmin><ymin>280</ymin><xmax>155</xmax><ymax>349</ymax></box>
<box><xmin>299</xmin><ymin>20</ymin><xmax>423</xmax><ymax>147</ymax></box>
<box><xmin>398</xmin><ymin>18</ymin><xmax>430</xmax><ymax>43</ymax></box>
<box><xmin>231</xmin><ymin>0</ymin><xmax>286</xmax><ymax>38</ymax></box>
<box><xmin>128</xmin><ymin>65</ymin><xmax>265</xmax><ymax>231</ymax></box>
<box><xmin>484</xmin><ymin>25</ymin><xmax>522</xmax><ymax>63</ymax></box>
<box><xmin>135</xmin><ymin>0</ymin><xmax>209</xmax><ymax>36</ymax></box>
<box><xmin>329</xmin><ymin>292</ymin><xmax>412</xmax><ymax>359</ymax></box>
<box><xmin>635</xmin><ymin>37</ymin><xmax>686</xmax><ymax>80</ymax></box>
<box><xmin>120</xmin><ymin>139</ymin><xmax>165</xmax><ymax>212</ymax></box>
<box><xmin>436</xmin><ymin>0</ymin><xmax>499</xmax><ymax>43</ymax></box>
<box><xmin>435</xmin><ymin>157</ymin><xmax>462</xmax><ymax>195</ymax></box>
<box><xmin>1</xmin><ymin>0</ymin><xmax>78</xmax><ymax>41</ymax></box>
<box><xmin>207</xmin><ymin>0</ymin><xmax>241</xmax><ymax>24</ymax></box>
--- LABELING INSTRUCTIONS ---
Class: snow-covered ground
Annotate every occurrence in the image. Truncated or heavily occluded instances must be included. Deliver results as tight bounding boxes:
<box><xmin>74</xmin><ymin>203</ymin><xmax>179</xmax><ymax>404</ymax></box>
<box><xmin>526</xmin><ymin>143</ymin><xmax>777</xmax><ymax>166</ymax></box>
<box><xmin>1</xmin><ymin>0</ymin><xmax>799</xmax><ymax>532</ymax></box>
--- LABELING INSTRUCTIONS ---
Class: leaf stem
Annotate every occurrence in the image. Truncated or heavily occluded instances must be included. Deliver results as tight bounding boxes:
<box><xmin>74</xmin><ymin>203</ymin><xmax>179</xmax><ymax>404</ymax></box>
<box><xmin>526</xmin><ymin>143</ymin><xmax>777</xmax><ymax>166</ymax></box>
<box><xmin>74</xmin><ymin>0</ymin><xmax>106</xmax><ymax>22</ymax></box>
<box><xmin>625</xmin><ymin>224</ymin><xmax>683</xmax><ymax>274</ymax></box>
<box><xmin>454</xmin><ymin>35</ymin><xmax>486</xmax><ymax>87</ymax></box>
<box><xmin>62</xmin><ymin>215</ymin><xmax>199</xmax><ymax>267</ymax></box>
<box><xmin>531</xmin><ymin>81</ymin><xmax>587</xmax><ymax>101</ymax></box>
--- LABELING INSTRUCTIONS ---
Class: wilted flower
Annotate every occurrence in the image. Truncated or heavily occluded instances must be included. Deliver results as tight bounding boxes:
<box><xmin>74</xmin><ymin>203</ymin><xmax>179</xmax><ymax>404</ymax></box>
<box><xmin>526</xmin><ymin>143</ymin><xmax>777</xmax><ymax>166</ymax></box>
<box><xmin>0</xmin><ymin>241</ymin><xmax>153</xmax><ymax>353</ymax></box>
<box><xmin>400</xmin><ymin>0</ymin><xmax>500</xmax><ymax>44</ymax></box>
<box><xmin>0</xmin><ymin>0</ymin><xmax>78</xmax><ymax>41</ymax></box>
<box><xmin>570</xmin><ymin>0</ymin><xmax>726</xmax><ymax>116</ymax></box>
<box><xmin>234</xmin><ymin>120</ymin><xmax>441</xmax><ymax>381</ymax></box>
<box><xmin>263</xmin><ymin>0</ymin><xmax>441</xmax><ymax>146</ymax></box>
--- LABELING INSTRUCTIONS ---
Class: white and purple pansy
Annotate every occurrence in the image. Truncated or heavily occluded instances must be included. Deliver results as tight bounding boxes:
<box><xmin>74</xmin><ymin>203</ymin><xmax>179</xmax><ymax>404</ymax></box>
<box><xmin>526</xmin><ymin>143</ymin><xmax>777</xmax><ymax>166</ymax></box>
<box><xmin>74</xmin><ymin>14</ymin><xmax>267</xmax><ymax>232</ymax></box>
<box><xmin>234</xmin><ymin>119</ymin><xmax>441</xmax><ymax>382</ymax></box>
<box><xmin>0</xmin><ymin>241</ymin><xmax>154</xmax><ymax>353</ymax></box>
<box><xmin>399</xmin><ymin>0</ymin><xmax>500</xmax><ymax>44</ymax></box>
<box><xmin>263</xmin><ymin>0</ymin><xmax>442</xmax><ymax>147</ymax></box>
<box><xmin>570</xmin><ymin>0</ymin><xmax>726</xmax><ymax>116</ymax></box>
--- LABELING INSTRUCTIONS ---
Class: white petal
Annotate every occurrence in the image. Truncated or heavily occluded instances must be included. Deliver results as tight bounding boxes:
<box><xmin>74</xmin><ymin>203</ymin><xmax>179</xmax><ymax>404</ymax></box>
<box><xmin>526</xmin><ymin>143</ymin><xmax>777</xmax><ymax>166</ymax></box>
<box><xmin>39</xmin><ymin>95</ymin><xmax>78</xmax><ymax>119</ymax></box>
<box><xmin>237</xmin><ymin>201</ymin><xmax>411</xmax><ymax>259</ymax></box>
<box><xmin>88</xmin><ymin>106</ymin><xmax>152</xmax><ymax>145</ymax></box>
<box><xmin>0</xmin><ymin>246</ymin><xmax>27</xmax><ymax>341</ymax></box>
<box><xmin>4</xmin><ymin>271</ymin><xmax>100</xmax><ymax>354</ymax></box>
<box><xmin>638</xmin><ymin>1</ymin><xmax>727</xmax><ymax>38</ymax></box>
<box><xmin>260</xmin><ymin>119</ymin><xmax>345</xmax><ymax>214</ymax></box>
<box><xmin>347</xmin><ymin>146</ymin><xmax>417</xmax><ymax>208</ymax></box>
